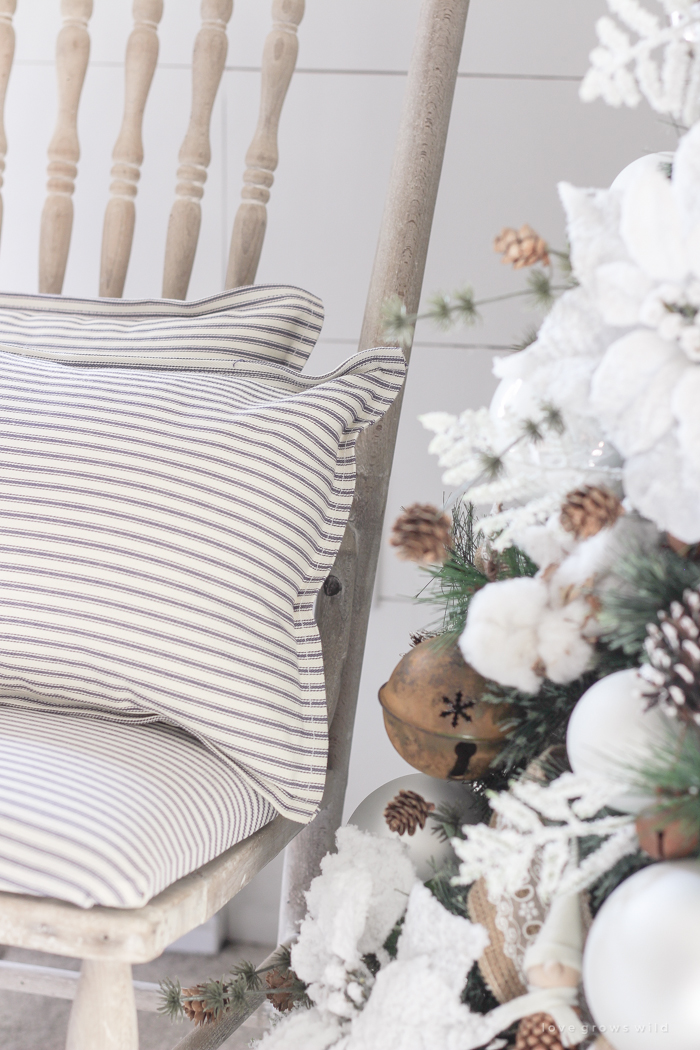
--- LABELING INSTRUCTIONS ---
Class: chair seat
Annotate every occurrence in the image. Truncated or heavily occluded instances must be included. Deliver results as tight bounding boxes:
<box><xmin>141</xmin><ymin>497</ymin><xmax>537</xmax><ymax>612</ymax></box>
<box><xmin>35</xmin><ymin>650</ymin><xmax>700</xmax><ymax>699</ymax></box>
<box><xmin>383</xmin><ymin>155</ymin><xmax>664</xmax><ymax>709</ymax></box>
<box><xmin>0</xmin><ymin>706</ymin><xmax>276</xmax><ymax>909</ymax></box>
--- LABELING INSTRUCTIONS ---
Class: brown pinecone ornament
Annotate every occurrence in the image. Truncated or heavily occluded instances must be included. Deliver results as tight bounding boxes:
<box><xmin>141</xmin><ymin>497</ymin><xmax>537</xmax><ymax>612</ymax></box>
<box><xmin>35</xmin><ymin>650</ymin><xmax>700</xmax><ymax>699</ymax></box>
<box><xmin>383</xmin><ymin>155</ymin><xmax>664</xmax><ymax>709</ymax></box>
<box><xmin>265</xmin><ymin>968</ymin><xmax>295</xmax><ymax>1013</ymax></box>
<box><xmin>515</xmin><ymin>1012</ymin><xmax>569</xmax><ymax>1049</ymax></box>
<box><xmin>559</xmin><ymin>485</ymin><xmax>623</xmax><ymax>540</ymax></box>
<box><xmin>181</xmin><ymin>985</ymin><xmax>216</xmax><ymax>1026</ymax></box>
<box><xmin>494</xmin><ymin>224</ymin><xmax>550</xmax><ymax>269</ymax></box>
<box><xmin>640</xmin><ymin>587</ymin><xmax>700</xmax><ymax>724</ymax></box>
<box><xmin>390</xmin><ymin>503</ymin><xmax>452</xmax><ymax>564</ymax></box>
<box><xmin>384</xmin><ymin>789</ymin><xmax>435</xmax><ymax>835</ymax></box>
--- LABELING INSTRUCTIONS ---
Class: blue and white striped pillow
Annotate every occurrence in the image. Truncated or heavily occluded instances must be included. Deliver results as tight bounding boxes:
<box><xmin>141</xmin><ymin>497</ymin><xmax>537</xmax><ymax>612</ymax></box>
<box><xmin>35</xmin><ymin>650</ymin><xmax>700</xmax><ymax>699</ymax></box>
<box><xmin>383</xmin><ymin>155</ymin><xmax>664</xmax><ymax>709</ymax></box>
<box><xmin>0</xmin><ymin>345</ymin><xmax>405</xmax><ymax>823</ymax></box>
<box><xmin>0</xmin><ymin>284</ymin><xmax>323</xmax><ymax>371</ymax></box>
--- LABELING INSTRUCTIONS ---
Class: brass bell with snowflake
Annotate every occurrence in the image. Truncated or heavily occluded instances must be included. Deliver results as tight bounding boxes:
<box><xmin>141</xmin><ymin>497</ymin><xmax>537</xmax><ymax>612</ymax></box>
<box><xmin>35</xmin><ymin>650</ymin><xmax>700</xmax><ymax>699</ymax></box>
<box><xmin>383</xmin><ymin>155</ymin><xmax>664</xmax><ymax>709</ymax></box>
<box><xmin>378</xmin><ymin>637</ymin><xmax>511</xmax><ymax>779</ymax></box>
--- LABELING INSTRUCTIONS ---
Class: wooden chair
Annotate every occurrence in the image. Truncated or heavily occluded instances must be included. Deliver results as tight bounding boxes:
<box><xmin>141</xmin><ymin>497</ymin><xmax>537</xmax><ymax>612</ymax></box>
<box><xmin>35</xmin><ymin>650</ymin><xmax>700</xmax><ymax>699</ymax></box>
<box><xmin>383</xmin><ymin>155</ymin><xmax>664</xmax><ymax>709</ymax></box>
<box><xmin>0</xmin><ymin>1</ymin><xmax>471</xmax><ymax>1047</ymax></box>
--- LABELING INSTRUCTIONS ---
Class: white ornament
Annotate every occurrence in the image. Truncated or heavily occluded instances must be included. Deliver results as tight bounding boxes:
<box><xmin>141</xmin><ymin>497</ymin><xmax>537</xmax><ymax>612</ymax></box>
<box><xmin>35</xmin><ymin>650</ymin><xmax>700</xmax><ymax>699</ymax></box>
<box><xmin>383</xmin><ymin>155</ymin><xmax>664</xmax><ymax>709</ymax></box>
<box><xmin>348</xmin><ymin>774</ymin><xmax>488</xmax><ymax>882</ymax></box>
<box><xmin>583</xmin><ymin>860</ymin><xmax>700</xmax><ymax>1050</ymax></box>
<box><xmin>566</xmin><ymin>668</ymin><xmax>678</xmax><ymax>812</ymax></box>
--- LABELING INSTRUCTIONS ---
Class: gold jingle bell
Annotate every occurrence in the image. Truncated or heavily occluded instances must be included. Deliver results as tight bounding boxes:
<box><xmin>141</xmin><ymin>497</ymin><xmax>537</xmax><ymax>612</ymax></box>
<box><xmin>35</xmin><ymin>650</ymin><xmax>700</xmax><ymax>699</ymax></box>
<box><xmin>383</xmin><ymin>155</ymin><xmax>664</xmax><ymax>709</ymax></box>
<box><xmin>379</xmin><ymin>637</ymin><xmax>511</xmax><ymax>780</ymax></box>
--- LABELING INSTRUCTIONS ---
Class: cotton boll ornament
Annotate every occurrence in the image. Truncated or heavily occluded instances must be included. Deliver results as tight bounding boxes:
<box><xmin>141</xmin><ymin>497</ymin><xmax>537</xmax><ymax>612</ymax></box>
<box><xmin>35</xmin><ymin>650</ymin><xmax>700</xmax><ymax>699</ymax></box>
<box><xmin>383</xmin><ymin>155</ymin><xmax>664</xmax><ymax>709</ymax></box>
<box><xmin>566</xmin><ymin>668</ymin><xmax>680</xmax><ymax>812</ymax></box>
<box><xmin>460</xmin><ymin>577</ymin><xmax>595</xmax><ymax>694</ymax></box>
<box><xmin>348</xmin><ymin>773</ymin><xmax>489</xmax><ymax>882</ymax></box>
<box><xmin>583</xmin><ymin>861</ymin><xmax>700</xmax><ymax>1050</ymax></box>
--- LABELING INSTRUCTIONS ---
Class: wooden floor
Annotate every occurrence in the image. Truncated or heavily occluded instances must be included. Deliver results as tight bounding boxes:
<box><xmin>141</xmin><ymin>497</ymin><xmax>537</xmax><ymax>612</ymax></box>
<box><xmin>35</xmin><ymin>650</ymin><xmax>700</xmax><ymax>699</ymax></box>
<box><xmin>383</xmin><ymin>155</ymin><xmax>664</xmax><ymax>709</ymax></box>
<box><xmin>0</xmin><ymin>942</ymin><xmax>275</xmax><ymax>1050</ymax></box>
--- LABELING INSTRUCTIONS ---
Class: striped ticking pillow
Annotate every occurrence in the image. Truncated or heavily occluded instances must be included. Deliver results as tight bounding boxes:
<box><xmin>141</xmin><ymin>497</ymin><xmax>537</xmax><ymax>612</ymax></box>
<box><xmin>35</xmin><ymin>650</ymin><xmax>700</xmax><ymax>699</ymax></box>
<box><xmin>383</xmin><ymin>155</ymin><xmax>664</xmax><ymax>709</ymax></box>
<box><xmin>0</xmin><ymin>285</ymin><xmax>323</xmax><ymax>370</ymax></box>
<box><xmin>0</xmin><ymin>345</ymin><xmax>406</xmax><ymax>823</ymax></box>
<box><xmin>0</xmin><ymin>706</ymin><xmax>276</xmax><ymax>908</ymax></box>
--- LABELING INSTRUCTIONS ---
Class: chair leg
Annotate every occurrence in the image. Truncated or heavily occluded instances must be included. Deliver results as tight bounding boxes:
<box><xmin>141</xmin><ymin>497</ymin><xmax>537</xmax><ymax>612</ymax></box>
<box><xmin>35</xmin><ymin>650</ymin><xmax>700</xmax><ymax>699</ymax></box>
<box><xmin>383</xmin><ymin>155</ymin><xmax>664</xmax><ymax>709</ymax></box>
<box><xmin>65</xmin><ymin>959</ymin><xmax>139</xmax><ymax>1050</ymax></box>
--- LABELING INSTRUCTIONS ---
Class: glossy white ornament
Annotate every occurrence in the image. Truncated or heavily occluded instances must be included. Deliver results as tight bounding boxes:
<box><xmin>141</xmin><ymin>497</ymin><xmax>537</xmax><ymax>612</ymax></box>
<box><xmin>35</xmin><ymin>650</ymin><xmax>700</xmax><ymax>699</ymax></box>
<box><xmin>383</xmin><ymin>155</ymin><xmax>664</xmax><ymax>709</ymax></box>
<box><xmin>583</xmin><ymin>860</ymin><xmax>700</xmax><ymax>1050</ymax></box>
<box><xmin>347</xmin><ymin>773</ymin><xmax>488</xmax><ymax>882</ymax></box>
<box><xmin>566</xmin><ymin>668</ymin><xmax>678</xmax><ymax>813</ymax></box>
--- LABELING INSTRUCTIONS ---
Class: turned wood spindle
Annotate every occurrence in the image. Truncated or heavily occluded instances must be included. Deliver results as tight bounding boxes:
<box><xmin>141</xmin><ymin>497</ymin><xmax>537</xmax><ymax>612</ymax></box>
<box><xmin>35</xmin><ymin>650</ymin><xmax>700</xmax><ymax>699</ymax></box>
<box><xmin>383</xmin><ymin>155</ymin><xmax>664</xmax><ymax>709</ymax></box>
<box><xmin>0</xmin><ymin>1</ymin><xmax>15</xmax><ymax>253</ymax></box>
<box><xmin>161</xmin><ymin>0</ymin><xmax>233</xmax><ymax>301</ymax></box>
<box><xmin>226</xmin><ymin>0</ymin><xmax>304</xmax><ymax>289</ymax></box>
<box><xmin>99</xmin><ymin>0</ymin><xmax>163</xmax><ymax>299</ymax></box>
<box><xmin>39</xmin><ymin>0</ymin><xmax>93</xmax><ymax>295</ymax></box>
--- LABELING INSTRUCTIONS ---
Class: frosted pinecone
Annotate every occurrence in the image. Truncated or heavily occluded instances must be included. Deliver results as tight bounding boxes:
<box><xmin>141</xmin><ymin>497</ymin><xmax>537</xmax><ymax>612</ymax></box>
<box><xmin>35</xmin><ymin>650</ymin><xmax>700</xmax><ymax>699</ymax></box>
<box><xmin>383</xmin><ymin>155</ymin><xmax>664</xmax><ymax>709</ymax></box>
<box><xmin>640</xmin><ymin>587</ymin><xmax>700</xmax><ymax>724</ymax></box>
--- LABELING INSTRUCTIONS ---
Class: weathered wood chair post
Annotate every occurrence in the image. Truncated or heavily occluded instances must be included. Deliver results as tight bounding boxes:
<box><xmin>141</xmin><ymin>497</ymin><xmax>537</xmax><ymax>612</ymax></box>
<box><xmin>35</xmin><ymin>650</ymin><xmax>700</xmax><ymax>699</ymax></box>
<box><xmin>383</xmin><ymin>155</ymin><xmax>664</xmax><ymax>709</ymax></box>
<box><xmin>0</xmin><ymin>0</ymin><xmax>15</xmax><ymax>247</ymax></box>
<box><xmin>161</xmin><ymin>0</ymin><xmax>233</xmax><ymax>300</ymax></box>
<box><xmin>39</xmin><ymin>0</ymin><xmax>93</xmax><ymax>294</ymax></box>
<box><xmin>100</xmin><ymin>0</ymin><xmax>164</xmax><ymax>298</ymax></box>
<box><xmin>226</xmin><ymin>0</ymin><xmax>305</xmax><ymax>289</ymax></box>
<box><xmin>278</xmin><ymin>0</ymin><xmax>471</xmax><ymax>940</ymax></box>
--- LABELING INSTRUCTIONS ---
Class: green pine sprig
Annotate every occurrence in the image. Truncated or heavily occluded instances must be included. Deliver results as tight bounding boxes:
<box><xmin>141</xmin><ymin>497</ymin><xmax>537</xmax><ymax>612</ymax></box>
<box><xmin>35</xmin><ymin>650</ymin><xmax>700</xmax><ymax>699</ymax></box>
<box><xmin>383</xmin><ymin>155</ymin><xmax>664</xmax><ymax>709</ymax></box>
<box><xmin>417</xmin><ymin>502</ymin><xmax>537</xmax><ymax>639</ymax></box>
<box><xmin>599</xmin><ymin>544</ymin><xmax>700</xmax><ymax>656</ymax></box>
<box><xmin>482</xmin><ymin>644</ymin><xmax>639</xmax><ymax>776</ymax></box>
<box><xmin>159</xmin><ymin>945</ymin><xmax>310</xmax><ymax>1025</ymax></box>
<box><xmin>629</xmin><ymin>725</ymin><xmax>700</xmax><ymax>837</ymax></box>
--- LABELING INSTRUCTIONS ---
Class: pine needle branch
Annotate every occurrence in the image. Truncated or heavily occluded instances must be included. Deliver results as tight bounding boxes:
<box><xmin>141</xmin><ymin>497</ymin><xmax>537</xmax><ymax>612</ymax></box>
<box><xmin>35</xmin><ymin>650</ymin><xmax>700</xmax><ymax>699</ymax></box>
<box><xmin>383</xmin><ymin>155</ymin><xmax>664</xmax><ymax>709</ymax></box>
<box><xmin>417</xmin><ymin>502</ymin><xmax>536</xmax><ymax>637</ymax></box>
<box><xmin>629</xmin><ymin>725</ymin><xmax>700</xmax><ymax>833</ymax></box>
<box><xmin>599</xmin><ymin>545</ymin><xmax>700</xmax><ymax>656</ymax></box>
<box><xmin>511</xmin><ymin>324</ymin><xmax>540</xmax><ymax>352</ymax></box>
<box><xmin>440</xmin><ymin>399</ymin><xmax>566</xmax><ymax>512</ymax></box>
<box><xmin>158</xmin><ymin>977</ymin><xmax>185</xmax><ymax>1021</ymax></box>
<box><xmin>229</xmin><ymin>960</ymin><xmax>263</xmax><ymax>992</ymax></box>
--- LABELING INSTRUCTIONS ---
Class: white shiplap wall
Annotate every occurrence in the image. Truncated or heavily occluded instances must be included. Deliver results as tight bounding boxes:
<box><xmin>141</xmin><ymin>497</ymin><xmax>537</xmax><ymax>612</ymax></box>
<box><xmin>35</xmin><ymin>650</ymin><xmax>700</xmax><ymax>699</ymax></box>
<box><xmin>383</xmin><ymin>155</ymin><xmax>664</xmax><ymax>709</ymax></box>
<box><xmin>0</xmin><ymin>1</ymin><xmax>674</xmax><ymax>944</ymax></box>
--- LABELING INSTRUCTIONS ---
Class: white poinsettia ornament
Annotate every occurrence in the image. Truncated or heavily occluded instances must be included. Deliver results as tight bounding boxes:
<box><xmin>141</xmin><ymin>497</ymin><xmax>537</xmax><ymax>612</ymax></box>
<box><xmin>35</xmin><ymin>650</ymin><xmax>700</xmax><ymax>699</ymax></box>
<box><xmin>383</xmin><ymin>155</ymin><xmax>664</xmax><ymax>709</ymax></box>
<box><xmin>567</xmin><ymin>122</ymin><xmax>700</xmax><ymax>541</ymax></box>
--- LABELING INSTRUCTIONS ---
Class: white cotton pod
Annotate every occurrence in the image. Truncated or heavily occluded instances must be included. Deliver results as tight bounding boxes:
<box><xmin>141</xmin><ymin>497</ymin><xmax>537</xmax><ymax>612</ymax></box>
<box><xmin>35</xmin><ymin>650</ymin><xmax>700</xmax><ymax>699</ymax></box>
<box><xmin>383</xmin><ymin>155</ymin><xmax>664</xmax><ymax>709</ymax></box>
<box><xmin>537</xmin><ymin>601</ymin><xmax>594</xmax><ymax>685</ymax></box>
<box><xmin>459</xmin><ymin>577</ymin><xmax>549</xmax><ymax>693</ymax></box>
<box><xmin>513</xmin><ymin>516</ymin><xmax>576</xmax><ymax>572</ymax></box>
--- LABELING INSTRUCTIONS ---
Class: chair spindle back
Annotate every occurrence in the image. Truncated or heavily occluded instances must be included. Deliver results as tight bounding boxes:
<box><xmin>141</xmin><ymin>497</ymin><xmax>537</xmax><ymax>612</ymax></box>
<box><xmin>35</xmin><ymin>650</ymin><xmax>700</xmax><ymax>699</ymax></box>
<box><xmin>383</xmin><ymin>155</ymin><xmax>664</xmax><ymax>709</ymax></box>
<box><xmin>1</xmin><ymin>0</ymin><xmax>305</xmax><ymax>300</ymax></box>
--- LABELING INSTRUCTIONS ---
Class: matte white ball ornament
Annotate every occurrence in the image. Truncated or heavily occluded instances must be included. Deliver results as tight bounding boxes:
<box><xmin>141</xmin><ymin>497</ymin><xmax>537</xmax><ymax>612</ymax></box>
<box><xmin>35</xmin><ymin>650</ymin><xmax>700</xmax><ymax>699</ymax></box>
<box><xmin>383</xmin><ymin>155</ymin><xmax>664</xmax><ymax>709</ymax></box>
<box><xmin>583</xmin><ymin>860</ymin><xmax>700</xmax><ymax>1050</ymax></box>
<box><xmin>566</xmin><ymin>668</ymin><xmax>678</xmax><ymax>813</ymax></box>
<box><xmin>347</xmin><ymin>773</ymin><xmax>488</xmax><ymax>882</ymax></box>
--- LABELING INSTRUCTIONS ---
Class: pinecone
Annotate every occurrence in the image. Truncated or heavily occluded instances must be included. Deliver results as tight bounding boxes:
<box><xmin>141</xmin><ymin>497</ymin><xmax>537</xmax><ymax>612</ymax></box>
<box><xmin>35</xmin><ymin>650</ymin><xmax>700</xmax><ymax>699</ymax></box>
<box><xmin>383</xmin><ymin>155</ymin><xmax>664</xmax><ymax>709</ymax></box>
<box><xmin>410</xmin><ymin>629</ymin><xmax>439</xmax><ymax>647</ymax></box>
<box><xmin>389</xmin><ymin>503</ymin><xmax>452</xmax><ymax>564</ymax></box>
<box><xmin>181</xmin><ymin>985</ymin><xmax>217</xmax><ymax>1027</ymax></box>
<box><xmin>559</xmin><ymin>485</ymin><xmax>623</xmax><ymax>540</ymax></box>
<box><xmin>494</xmin><ymin>224</ymin><xmax>550</xmax><ymax>269</ymax></box>
<box><xmin>640</xmin><ymin>587</ymin><xmax>700</xmax><ymax>724</ymax></box>
<box><xmin>384</xmin><ymin>789</ymin><xmax>435</xmax><ymax>836</ymax></box>
<box><xmin>265</xmin><ymin>968</ymin><xmax>295</xmax><ymax>1013</ymax></box>
<box><xmin>515</xmin><ymin>1011</ymin><xmax>569</xmax><ymax>1049</ymax></box>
